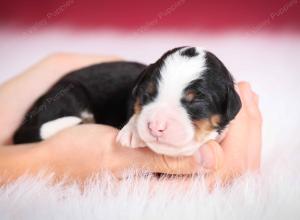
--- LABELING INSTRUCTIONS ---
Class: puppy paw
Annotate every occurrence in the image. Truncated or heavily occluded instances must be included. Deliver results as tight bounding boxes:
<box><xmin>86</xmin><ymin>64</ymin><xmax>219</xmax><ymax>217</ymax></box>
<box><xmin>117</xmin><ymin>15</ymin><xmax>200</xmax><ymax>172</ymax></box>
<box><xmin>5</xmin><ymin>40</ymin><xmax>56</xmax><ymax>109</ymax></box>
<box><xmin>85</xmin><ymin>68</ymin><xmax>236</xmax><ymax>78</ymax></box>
<box><xmin>116</xmin><ymin>116</ymin><xmax>145</xmax><ymax>148</ymax></box>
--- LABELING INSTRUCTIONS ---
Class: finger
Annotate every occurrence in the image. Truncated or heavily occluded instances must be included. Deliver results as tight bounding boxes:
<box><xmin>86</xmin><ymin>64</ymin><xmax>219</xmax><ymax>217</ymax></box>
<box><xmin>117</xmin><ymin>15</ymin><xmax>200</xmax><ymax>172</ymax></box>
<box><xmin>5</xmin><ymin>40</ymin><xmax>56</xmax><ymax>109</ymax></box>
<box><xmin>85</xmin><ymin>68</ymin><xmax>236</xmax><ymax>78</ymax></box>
<box><xmin>204</xmin><ymin>166</ymin><xmax>237</xmax><ymax>189</ymax></box>
<box><xmin>253</xmin><ymin>92</ymin><xmax>259</xmax><ymax>105</ymax></box>
<box><xmin>121</xmin><ymin>146</ymin><xmax>203</xmax><ymax>175</ymax></box>
<box><xmin>199</xmin><ymin>140</ymin><xmax>224</xmax><ymax>171</ymax></box>
<box><xmin>202</xmin><ymin>143</ymin><xmax>239</xmax><ymax>189</ymax></box>
<box><xmin>129</xmin><ymin>141</ymin><xmax>224</xmax><ymax>175</ymax></box>
<box><xmin>149</xmin><ymin>152</ymin><xmax>202</xmax><ymax>175</ymax></box>
<box><xmin>237</xmin><ymin>82</ymin><xmax>261</xmax><ymax>120</ymax></box>
<box><xmin>237</xmin><ymin>82</ymin><xmax>259</xmax><ymax>109</ymax></box>
<box><xmin>237</xmin><ymin>81</ymin><xmax>254</xmax><ymax>108</ymax></box>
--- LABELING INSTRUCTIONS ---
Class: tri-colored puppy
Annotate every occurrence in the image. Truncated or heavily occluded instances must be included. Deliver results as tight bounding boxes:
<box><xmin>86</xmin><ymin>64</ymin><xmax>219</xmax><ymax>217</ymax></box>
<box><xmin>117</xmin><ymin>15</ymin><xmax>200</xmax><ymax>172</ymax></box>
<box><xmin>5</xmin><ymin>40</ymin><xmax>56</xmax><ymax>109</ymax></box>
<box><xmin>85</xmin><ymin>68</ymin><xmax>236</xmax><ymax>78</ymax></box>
<box><xmin>14</xmin><ymin>47</ymin><xmax>241</xmax><ymax>156</ymax></box>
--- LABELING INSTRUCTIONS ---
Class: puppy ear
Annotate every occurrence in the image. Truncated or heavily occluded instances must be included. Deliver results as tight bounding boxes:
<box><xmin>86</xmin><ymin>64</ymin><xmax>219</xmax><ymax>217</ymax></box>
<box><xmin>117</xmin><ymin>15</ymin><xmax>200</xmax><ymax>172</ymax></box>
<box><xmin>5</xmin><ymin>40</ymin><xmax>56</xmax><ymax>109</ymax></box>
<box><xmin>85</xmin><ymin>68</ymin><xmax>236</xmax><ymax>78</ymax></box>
<box><xmin>132</xmin><ymin>69</ymin><xmax>147</xmax><ymax>97</ymax></box>
<box><xmin>128</xmin><ymin>69</ymin><xmax>148</xmax><ymax>117</ymax></box>
<box><xmin>225</xmin><ymin>86</ymin><xmax>242</xmax><ymax>121</ymax></box>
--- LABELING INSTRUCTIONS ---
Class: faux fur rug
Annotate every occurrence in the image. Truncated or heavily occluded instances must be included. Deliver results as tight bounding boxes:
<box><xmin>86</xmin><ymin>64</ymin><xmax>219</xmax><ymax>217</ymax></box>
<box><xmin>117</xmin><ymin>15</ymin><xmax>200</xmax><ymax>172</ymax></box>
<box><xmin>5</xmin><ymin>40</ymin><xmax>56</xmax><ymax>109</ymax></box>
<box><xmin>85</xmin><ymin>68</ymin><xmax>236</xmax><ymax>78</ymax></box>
<box><xmin>0</xmin><ymin>30</ymin><xmax>300</xmax><ymax>219</ymax></box>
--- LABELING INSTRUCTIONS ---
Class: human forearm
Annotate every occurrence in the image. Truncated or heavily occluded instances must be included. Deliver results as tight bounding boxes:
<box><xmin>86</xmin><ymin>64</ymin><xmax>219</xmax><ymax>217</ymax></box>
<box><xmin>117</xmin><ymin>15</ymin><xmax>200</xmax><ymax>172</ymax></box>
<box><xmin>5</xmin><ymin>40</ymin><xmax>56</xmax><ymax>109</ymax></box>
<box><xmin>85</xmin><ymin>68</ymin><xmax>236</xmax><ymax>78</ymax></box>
<box><xmin>0</xmin><ymin>143</ymin><xmax>49</xmax><ymax>185</ymax></box>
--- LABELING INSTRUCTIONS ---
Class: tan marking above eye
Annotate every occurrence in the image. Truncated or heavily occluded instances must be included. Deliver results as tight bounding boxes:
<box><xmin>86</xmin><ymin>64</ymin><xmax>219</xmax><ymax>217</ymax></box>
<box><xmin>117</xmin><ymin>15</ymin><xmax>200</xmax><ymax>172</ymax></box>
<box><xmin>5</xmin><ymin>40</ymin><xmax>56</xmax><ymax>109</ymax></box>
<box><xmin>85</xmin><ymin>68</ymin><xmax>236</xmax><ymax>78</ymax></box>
<box><xmin>184</xmin><ymin>91</ymin><xmax>196</xmax><ymax>102</ymax></box>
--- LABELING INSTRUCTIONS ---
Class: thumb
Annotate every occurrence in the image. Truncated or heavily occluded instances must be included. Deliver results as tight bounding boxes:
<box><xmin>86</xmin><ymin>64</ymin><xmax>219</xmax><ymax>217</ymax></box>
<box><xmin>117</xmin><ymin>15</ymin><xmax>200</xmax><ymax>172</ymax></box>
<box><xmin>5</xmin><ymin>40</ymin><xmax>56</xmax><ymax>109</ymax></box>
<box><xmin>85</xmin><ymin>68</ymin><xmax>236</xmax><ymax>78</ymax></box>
<box><xmin>126</xmin><ymin>147</ymin><xmax>202</xmax><ymax>175</ymax></box>
<box><xmin>147</xmin><ymin>152</ymin><xmax>202</xmax><ymax>175</ymax></box>
<box><xmin>199</xmin><ymin>140</ymin><xmax>224</xmax><ymax>172</ymax></box>
<box><xmin>131</xmin><ymin>141</ymin><xmax>224</xmax><ymax>175</ymax></box>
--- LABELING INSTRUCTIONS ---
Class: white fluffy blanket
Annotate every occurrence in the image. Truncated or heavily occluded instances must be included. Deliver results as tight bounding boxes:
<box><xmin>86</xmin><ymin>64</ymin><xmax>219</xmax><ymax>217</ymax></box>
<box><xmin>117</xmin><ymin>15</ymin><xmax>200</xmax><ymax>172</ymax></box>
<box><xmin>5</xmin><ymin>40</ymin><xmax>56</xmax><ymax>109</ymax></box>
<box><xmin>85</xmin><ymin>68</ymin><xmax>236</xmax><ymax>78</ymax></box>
<box><xmin>0</xmin><ymin>30</ymin><xmax>300</xmax><ymax>219</ymax></box>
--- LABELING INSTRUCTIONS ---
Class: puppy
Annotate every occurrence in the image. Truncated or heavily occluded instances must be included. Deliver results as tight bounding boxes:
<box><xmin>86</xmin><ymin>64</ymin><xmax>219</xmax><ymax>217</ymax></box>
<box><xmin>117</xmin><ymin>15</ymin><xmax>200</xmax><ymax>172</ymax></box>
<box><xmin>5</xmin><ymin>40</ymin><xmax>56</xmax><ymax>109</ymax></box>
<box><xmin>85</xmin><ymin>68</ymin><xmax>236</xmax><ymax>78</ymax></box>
<box><xmin>117</xmin><ymin>47</ymin><xmax>241</xmax><ymax>156</ymax></box>
<box><xmin>14</xmin><ymin>47</ymin><xmax>241</xmax><ymax>156</ymax></box>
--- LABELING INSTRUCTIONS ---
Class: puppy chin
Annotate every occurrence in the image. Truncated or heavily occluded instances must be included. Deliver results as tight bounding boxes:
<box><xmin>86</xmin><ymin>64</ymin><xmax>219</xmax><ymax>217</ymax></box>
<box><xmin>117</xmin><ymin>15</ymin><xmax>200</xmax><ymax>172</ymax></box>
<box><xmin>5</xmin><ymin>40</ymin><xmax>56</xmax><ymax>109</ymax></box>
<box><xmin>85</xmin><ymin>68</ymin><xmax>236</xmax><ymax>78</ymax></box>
<box><xmin>145</xmin><ymin>139</ymin><xmax>200</xmax><ymax>156</ymax></box>
<box><xmin>142</xmin><ymin>130</ymin><xmax>219</xmax><ymax>156</ymax></box>
<box><xmin>136</xmin><ymin>119</ymin><xmax>198</xmax><ymax>156</ymax></box>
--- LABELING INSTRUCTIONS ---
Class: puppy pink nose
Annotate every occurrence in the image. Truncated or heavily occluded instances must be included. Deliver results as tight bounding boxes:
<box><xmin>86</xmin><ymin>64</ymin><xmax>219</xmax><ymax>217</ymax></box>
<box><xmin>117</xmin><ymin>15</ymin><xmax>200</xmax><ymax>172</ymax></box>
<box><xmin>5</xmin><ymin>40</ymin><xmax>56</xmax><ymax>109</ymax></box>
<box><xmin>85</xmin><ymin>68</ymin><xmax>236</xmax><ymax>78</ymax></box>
<box><xmin>148</xmin><ymin>120</ymin><xmax>167</xmax><ymax>137</ymax></box>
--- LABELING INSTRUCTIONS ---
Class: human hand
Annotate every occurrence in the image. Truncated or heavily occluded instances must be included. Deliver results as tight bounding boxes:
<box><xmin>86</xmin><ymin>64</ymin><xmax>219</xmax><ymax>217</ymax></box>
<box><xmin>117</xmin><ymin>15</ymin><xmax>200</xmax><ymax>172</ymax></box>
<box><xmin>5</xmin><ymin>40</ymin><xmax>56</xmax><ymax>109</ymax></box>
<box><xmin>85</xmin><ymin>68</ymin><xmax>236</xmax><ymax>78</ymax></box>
<box><xmin>41</xmin><ymin>124</ymin><xmax>204</xmax><ymax>182</ymax></box>
<box><xmin>200</xmin><ymin>82</ymin><xmax>262</xmax><ymax>186</ymax></box>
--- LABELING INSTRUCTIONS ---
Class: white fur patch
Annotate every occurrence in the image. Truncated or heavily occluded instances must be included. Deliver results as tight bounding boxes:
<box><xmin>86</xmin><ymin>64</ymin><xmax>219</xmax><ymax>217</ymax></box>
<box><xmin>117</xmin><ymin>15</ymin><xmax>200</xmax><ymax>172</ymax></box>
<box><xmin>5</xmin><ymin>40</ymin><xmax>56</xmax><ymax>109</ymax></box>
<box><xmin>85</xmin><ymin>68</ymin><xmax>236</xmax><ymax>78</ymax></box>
<box><xmin>156</xmin><ymin>47</ymin><xmax>206</xmax><ymax>103</ymax></box>
<box><xmin>117</xmin><ymin>115</ymin><xmax>146</xmax><ymax>148</ymax></box>
<box><xmin>40</xmin><ymin>116</ymin><xmax>82</xmax><ymax>140</ymax></box>
<box><xmin>80</xmin><ymin>110</ymin><xmax>95</xmax><ymax>123</ymax></box>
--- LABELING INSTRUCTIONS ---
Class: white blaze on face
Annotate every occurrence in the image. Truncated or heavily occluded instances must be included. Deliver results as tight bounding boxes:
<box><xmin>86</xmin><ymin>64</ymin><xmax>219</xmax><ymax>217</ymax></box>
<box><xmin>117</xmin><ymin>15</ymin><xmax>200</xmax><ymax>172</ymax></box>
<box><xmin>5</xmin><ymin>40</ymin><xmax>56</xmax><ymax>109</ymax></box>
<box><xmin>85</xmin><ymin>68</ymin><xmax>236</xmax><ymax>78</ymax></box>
<box><xmin>157</xmin><ymin>47</ymin><xmax>206</xmax><ymax>103</ymax></box>
<box><xmin>136</xmin><ymin>47</ymin><xmax>210</xmax><ymax>155</ymax></box>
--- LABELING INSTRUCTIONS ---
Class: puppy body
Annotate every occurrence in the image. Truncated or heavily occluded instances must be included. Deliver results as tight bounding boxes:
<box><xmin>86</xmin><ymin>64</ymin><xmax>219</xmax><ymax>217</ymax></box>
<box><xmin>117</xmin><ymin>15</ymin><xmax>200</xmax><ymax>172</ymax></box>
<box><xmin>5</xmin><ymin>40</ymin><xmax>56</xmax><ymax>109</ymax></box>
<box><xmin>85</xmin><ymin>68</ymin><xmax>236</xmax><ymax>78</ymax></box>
<box><xmin>14</xmin><ymin>47</ymin><xmax>241</xmax><ymax>156</ymax></box>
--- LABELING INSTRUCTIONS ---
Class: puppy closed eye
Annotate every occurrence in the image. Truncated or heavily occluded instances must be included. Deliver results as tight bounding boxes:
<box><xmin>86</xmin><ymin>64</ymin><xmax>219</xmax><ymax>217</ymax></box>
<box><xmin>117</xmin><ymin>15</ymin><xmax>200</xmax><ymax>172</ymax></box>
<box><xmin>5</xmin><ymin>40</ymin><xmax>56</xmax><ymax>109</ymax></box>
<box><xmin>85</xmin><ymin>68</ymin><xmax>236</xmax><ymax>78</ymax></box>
<box><xmin>182</xmin><ymin>91</ymin><xmax>210</xmax><ymax>120</ymax></box>
<box><xmin>182</xmin><ymin>91</ymin><xmax>205</xmax><ymax>105</ymax></box>
<box><xmin>185</xmin><ymin>91</ymin><xmax>196</xmax><ymax>102</ymax></box>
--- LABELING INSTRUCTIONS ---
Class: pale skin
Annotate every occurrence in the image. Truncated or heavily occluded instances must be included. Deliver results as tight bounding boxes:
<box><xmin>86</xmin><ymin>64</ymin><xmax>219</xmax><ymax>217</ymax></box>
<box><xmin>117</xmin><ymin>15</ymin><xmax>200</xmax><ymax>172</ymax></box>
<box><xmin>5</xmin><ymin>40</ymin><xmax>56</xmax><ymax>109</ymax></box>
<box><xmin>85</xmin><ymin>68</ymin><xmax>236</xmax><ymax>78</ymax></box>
<box><xmin>0</xmin><ymin>53</ymin><xmax>262</xmax><ymax>186</ymax></box>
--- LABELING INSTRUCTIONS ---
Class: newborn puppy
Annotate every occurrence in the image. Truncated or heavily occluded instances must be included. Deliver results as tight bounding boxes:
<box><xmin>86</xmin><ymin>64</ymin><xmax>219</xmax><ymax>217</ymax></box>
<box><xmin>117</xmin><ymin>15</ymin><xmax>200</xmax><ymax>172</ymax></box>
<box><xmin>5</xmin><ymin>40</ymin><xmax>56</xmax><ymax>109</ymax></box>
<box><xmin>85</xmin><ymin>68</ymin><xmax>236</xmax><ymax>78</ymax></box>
<box><xmin>117</xmin><ymin>47</ymin><xmax>241</xmax><ymax>156</ymax></box>
<box><xmin>14</xmin><ymin>47</ymin><xmax>241</xmax><ymax>156</ymax></box>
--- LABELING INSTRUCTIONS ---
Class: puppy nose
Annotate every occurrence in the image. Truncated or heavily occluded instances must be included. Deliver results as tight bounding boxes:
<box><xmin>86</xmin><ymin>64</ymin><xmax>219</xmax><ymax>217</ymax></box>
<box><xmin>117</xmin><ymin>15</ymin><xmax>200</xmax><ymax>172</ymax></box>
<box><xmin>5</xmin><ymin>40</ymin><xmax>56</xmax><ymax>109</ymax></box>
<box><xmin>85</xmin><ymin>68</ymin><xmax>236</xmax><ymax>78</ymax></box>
<box><xmin>148</xmin><ymin>120</ymin><xmax>167</xmax><ymax>137</ymax></box>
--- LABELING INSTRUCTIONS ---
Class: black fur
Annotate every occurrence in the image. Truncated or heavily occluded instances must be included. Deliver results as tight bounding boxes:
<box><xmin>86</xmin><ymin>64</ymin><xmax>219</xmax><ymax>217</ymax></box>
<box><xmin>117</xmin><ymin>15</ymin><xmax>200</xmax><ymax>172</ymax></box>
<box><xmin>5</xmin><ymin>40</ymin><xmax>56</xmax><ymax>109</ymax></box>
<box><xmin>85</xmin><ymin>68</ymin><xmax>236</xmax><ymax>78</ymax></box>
<box><xmin>14</xmin><ymin>61</ymin><xmax>146</xmax><ymax>144</ymax></box>
<box><xmin>180</xmin><ymin>47</ymin><xmax>199</xmax><ymax>57</ymax></box>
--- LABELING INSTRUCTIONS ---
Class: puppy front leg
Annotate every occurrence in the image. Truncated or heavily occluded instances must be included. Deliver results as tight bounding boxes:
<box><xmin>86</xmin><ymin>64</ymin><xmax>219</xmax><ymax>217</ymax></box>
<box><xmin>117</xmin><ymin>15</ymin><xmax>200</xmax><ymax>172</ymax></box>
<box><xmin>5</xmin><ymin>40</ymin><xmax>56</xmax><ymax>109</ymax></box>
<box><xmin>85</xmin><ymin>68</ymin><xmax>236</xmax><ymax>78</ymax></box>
<box><xmin>116</xmin><ymin>115</ymin><xmax>145</xmax><ymax>148</ymax></box>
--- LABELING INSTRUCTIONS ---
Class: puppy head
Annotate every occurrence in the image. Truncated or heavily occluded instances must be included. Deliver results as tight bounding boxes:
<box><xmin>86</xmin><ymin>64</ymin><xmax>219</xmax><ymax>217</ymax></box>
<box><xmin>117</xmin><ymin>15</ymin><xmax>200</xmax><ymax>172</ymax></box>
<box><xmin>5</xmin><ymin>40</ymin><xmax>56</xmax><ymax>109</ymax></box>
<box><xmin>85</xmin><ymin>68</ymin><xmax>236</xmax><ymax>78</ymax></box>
<box><xmin>132</xmin><ymin>47</ymin><xmax>241</xmax><ymax>156</ymax></box>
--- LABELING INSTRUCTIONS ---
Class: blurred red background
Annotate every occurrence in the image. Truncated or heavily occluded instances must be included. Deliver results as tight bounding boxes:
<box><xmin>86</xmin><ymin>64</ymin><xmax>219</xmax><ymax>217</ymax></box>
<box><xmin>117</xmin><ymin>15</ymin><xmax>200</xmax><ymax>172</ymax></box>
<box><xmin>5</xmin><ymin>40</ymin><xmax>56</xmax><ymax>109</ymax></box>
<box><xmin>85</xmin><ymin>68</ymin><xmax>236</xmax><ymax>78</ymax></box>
<box><xmin>0</xmin><ymin>0</ymin><xmax>299</xmax><ymax>31</ymax></box>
